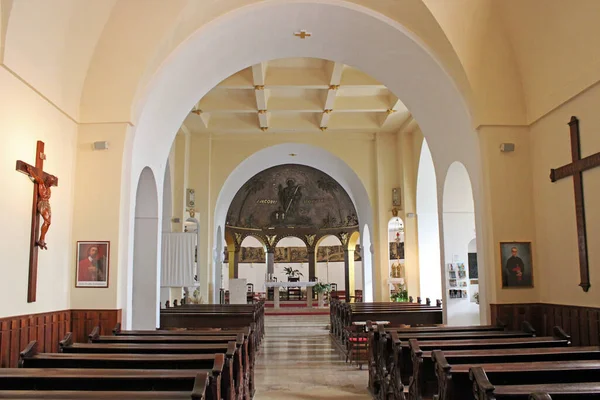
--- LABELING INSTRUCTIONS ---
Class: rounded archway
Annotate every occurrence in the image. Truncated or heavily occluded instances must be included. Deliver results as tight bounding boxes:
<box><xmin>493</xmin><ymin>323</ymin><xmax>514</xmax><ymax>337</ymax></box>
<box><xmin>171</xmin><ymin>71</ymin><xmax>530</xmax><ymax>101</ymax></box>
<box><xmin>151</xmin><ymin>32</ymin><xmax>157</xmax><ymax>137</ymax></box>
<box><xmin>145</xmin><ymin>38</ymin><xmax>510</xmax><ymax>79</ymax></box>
<box><xmin>119</xmin><ymin>0</ymin><xmax>482</xmax><ymax>315</ymax></box>
<box><xmin>131</xmin><ymin>167</ymin><xmax>159</xmax><ymax>329</ymax></box>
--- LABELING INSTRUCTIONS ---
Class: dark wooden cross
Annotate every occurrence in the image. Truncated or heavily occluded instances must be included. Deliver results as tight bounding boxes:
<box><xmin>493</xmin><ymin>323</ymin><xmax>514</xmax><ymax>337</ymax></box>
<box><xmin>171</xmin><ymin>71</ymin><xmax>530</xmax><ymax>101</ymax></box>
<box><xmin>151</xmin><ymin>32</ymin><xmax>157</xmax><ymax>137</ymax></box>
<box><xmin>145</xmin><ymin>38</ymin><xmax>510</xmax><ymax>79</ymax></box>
<box><xmin>550</xmin><ymin>116</ymin><xmax>600</xmax><ymax>292</ymax></box>
<box><xmin>16</xmin><ymin>141</ymin><xmax>59</xmax><ymax>303</ymax></box>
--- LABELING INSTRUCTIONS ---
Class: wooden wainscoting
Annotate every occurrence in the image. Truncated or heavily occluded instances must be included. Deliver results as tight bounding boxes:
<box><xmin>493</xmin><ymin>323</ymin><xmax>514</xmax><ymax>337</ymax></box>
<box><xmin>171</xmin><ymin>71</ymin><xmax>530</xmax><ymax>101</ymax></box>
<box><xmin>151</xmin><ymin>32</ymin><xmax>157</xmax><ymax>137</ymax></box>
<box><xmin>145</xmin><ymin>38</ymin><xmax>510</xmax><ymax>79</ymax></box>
<box><xmin>491</xmin><ymin>303</ymin><xmax>600</xmax><ymax>346</ymax></box>
<box><xmin>0</xmin><ymin>309</ymin><xmax>121</xmax><ymax>368</ymax></box>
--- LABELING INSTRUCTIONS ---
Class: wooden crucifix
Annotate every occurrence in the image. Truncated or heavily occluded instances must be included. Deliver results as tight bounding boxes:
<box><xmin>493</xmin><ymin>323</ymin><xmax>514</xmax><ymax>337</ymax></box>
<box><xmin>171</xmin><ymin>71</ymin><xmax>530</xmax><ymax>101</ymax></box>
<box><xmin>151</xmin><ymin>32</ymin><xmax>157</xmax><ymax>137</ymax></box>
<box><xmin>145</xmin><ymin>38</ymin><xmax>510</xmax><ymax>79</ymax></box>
<box><xmin>550</xmin><ymin>116</ymin><xmax>600</xmax><ymax>292</ymax></box>
<box><xmin>16</xmin><ymin>141</ymin><xmax>59</xmax><ymax>303</ymax></box>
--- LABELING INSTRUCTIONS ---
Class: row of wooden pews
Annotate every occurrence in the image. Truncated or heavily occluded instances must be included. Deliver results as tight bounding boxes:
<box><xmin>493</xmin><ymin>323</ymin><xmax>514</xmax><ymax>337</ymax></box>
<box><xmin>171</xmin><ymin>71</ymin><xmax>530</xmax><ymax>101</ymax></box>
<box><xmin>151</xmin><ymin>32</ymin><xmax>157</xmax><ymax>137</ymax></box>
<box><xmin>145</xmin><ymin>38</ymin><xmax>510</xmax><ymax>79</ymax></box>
<box><xmin>369</xmin><ymin>320</ymin><xmax>600</xmax><ymax>400</ymax></box>
<box><xmin>0</xmin><ymin>303</ymin><xmax>263</xmax><ymax>400</ymax></box>
<box><xmin>330</xmin><ymin>298</ymin><xmax>443</xmax><ymax>360</ymax></box>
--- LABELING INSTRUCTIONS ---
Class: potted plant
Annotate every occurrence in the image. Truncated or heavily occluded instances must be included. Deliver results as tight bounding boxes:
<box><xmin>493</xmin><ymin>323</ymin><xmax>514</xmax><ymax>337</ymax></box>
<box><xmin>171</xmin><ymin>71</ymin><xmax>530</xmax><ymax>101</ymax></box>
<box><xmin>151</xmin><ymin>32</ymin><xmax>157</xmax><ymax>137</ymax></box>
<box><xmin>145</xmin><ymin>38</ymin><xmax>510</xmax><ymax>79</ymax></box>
<box><xmin>390</xmin><ymin>281</ymin><xmax>408</xmax><ymax>302</ymax></box>
<box><xmin>283</xmin><ymin>266</ymin><xmax>304</xmax><ymax>280</ymax></box>
<box><xmin>313</xmin><ymin>282</ymin><xmax>332</xmax><ymax>307</ymax></box>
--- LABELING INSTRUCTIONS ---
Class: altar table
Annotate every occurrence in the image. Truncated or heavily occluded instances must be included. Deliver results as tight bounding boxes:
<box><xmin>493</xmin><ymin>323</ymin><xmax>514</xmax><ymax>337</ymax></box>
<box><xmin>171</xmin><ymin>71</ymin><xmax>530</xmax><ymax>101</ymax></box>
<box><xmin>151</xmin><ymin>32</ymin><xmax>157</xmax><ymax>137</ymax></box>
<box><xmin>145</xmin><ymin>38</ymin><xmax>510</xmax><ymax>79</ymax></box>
<box><xmin>264</xmin><ymin>281</ymin><xmax>317</xmax><ymax>309</ymax></box>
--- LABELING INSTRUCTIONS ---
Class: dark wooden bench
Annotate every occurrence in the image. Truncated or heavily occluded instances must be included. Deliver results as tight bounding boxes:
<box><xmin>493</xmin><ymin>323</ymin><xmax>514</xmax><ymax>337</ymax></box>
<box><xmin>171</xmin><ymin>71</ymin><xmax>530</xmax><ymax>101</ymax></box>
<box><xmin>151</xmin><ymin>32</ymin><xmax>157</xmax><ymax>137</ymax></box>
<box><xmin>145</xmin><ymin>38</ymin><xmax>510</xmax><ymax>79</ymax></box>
<box><xmin>410</xmin><ymin>344</ymin><xmax>600</xmax><ymax>400</ymax></box>
<box><xmin>0</xmin><ymin>369</ymin><xmax>214</xmax><ymax>399</ymax></box>
<box><xmin>469</xmin><ymin>367</ymin><xmax>600</xmax><ymax>400</ymax></box>
<box><xmin>368</xmin><ymin>325</ymin><xmax>570</xmax><ymax>400</ymax></box>
<box><xmin>0</xmin><ymin>390</ymin><xmax>206</xmax><ymax>399</ymax></box>
<box><xmin>433</xmin><ymin>358</ymin><xmax>600</xmax><ymax>400</ymax></box>
<box><xmin>60</xmin><ymin>333</ymin><xmax>244</xmax><ymax>400</ymax></box>
<box><xmin>90</xmin><ymin>327</ymin><xmax>253</xmax><ymax>399</ymax></box>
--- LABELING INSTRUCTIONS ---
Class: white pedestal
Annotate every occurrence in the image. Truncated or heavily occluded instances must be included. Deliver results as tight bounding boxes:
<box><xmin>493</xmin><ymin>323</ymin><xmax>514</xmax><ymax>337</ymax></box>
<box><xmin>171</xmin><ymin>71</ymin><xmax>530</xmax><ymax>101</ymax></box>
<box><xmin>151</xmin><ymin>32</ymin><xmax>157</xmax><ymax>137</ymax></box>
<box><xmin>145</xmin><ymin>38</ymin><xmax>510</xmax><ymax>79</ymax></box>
<box><xmin>229</xmin><ymin>279</ymin><xmax>248</xmax><ymax>304</ymax></box>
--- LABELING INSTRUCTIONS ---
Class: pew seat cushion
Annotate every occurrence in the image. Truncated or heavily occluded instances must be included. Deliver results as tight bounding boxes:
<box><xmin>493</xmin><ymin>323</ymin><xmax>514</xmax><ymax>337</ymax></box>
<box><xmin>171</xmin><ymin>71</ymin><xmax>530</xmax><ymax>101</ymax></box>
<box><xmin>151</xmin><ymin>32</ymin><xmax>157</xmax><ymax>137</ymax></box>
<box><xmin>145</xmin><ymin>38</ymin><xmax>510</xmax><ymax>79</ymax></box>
<box><xmin>348</xmin><ymin>337</ymin><xmax>368</xmax><ymax>343</ymax></box>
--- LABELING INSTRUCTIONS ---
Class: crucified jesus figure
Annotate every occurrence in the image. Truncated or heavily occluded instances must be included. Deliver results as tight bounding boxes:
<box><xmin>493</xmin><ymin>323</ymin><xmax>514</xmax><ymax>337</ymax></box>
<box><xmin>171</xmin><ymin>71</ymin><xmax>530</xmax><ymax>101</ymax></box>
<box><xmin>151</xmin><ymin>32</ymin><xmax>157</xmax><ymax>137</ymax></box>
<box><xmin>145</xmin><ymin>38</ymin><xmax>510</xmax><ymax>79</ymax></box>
<box><xmin>27</xmin><ymin>165</ymin><xmax>57</xmax><ymax>250</ymax></box>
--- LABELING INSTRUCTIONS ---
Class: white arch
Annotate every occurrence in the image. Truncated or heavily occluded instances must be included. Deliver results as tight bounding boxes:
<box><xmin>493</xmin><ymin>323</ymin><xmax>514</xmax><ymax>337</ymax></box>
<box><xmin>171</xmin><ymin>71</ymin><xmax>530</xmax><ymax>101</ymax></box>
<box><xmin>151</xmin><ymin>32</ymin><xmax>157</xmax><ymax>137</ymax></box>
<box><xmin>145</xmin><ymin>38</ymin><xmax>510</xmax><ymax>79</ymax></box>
<box><xmin>443</xmin><ymin>161</ymin><xmax>479</xmax><ymax>325</ymax></box>
<box><xmin>362</xmin><ymin>224</ymin><xmax>373</xmax><ymax>302</ymax></box>
<box><xmin>119</xmin><ymin>0</ymin><xmax>482</xmax><ymax>310</ymax></box>
<box><xmin>417</xmin><ymin>140</ymin><xmax>442</xmax><ymax>305</ymax></box>
<box><xmin>132</xmin><ymin>167</ymin><xmax>159</xmax><ymax>329</ymax></box>
<box><xmin>213</xmin><ymin>143</ymin><xmax>374</xmax><ymax>303</ymax></box>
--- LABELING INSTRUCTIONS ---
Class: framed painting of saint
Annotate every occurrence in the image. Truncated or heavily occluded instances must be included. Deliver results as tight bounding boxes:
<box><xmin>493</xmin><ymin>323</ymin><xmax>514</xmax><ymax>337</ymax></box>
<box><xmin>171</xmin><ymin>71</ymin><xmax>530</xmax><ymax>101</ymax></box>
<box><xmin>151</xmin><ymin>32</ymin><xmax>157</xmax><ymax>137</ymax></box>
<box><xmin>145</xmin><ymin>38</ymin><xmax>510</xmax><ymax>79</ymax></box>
<box><xmin>500</xmin><ymin>242</ymin><xmax>533</xmax><ymax>288</ymax></box>
<box><xmin>76</xmin><ymin>241</ymin><xmax>110</xmax><ymax>288</ymax></box>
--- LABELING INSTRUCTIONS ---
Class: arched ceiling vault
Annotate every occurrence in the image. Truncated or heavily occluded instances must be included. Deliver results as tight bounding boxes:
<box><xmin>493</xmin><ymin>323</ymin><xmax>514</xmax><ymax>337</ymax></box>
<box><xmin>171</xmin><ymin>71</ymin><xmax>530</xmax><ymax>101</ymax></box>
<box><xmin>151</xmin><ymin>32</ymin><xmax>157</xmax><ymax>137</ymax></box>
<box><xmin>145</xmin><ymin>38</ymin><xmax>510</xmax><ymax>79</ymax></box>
<box><xmin>4</xmin><ymin>1</ymin><xmax>599</xmax><ymax>128</ymax></box>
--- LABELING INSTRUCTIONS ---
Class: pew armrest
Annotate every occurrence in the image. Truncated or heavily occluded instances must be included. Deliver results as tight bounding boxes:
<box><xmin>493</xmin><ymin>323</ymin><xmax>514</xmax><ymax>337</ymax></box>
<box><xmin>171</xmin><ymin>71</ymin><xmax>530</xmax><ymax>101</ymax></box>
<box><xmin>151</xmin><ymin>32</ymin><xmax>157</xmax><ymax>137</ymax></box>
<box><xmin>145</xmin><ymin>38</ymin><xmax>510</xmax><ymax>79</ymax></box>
<box><xmin>191</xmin><ymin>371</ymin><xmax>210</xmax><ymax>400</ymax></box>
<box><xmin>469</xmin><ymin>366</ymin><xmax>495</xmax><ymax>400</ymax></box>
<box><xmin>88</xmin><ymin>326</ymin><xmax>100</xmax><ymax>342</ymax></box>
<box><xmin>522</xmin><ymin>321</ymin><xmax>536</xmax><ymax>336</ymax></box>
<box><xmin>59</xmin><ymin>332</ymin><xmax>73</xmax><ymax>351</ymax></box>
<box><xmin>552</xmin><ymin>326</ymin><xmax>571</xmax><ymax>343</ymax></box>
<box><xmin>236</xmin><ymin>333</ymin><xmax>245</xmax><ymax>346</ymax></box>
<box><xmin>112</xmin><ymin>322</ymin><xmax>121</xmax><ymax>335</ymax></box>
<box><xmin>227</xmin><ymin>341</ymin><xmax>236</xmax><ymax>358</ymax></box>
<box><xmin>18</xmin><ymin>341</ymin><xmax>38</xmax><ymax>367</ymax></box>
<box><xmin>529</xmin><ymin>393</ymin><xmax>553</xmax><ymax>400</ymax></box>
<box><xmin>213</xmin><ymin>353</ymin><xmax>225</xmax><ymax>377</ymax></box>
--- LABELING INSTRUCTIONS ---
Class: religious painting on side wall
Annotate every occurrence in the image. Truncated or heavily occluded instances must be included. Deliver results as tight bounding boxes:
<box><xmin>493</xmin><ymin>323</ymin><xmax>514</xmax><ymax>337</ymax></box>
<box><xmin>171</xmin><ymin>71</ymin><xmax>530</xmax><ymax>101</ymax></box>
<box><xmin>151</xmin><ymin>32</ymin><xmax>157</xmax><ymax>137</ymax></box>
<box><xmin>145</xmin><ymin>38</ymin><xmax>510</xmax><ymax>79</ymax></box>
<box><xmin>500</xmin><ymin>242</ymin><xmax>533</xmax><ymax>288</ymax></box>
<box><xmin>274</xmin><ymin>247</ymin><xmax>289</xmax><ymax>263</ymax></box>
<box><xmin>76</xmin><ymin>241</ymin><xmax>110</xmax><ymax>288</ymax></box>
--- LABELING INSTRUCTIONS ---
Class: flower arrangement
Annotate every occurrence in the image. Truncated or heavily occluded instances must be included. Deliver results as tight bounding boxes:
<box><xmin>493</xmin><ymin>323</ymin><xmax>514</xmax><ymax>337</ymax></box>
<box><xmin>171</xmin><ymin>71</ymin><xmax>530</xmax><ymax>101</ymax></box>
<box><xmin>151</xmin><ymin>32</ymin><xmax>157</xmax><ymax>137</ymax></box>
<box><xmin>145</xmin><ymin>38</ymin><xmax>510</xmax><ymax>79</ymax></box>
<box><xmin>313</xmin><ymin>282</ymin><xmax>332</xmax><ymax>294</ymax></box>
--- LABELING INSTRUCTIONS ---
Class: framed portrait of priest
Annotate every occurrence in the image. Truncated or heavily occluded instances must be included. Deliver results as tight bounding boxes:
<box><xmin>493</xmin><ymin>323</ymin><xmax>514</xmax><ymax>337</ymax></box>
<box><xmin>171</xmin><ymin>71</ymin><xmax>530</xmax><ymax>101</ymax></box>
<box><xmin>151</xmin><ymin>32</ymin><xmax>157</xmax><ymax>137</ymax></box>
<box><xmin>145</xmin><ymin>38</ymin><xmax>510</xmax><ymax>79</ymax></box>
<box><xmin>500</xmin><ymin>242</ymin><xmax>533</xmax><ymax>288</ymax></box>
<box><xmin>76</xmin><ymin>241</ymin><xmax>110</xmax><ymax>288</ymax></box>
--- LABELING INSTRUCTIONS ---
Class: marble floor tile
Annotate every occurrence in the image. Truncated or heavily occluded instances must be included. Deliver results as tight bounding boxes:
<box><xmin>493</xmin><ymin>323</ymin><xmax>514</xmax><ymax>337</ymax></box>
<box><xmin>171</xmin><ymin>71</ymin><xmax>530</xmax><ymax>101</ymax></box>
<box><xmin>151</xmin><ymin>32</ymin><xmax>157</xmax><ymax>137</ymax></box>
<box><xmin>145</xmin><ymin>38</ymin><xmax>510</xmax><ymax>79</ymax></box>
<box><xmin>254</xmin><ymin>315</ymin><xmax>371</xmax><ymax>399</ymax></box>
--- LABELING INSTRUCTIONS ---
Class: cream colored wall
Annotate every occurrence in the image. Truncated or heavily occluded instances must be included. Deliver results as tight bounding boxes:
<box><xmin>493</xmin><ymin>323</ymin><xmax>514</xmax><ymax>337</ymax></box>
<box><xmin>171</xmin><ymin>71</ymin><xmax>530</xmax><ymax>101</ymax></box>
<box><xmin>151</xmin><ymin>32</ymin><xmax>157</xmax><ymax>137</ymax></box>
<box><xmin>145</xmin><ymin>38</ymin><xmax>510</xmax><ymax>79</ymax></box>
<box><xmin>374</xmin><ymin>133</ymin><xmax>401</xmax><ymax>300</ymax></box>
<box><xmin>422</xmin><ymin>0</ymin><xmax>526</xmax><ymax>126</ymax></box>
<box><xmin>478</xmin><ymin>126</ymin><xmax>539</xmax><ymax>304</ymax></box>
<box><xmin>498</xmin><ymin>0</ymin><xmax>600</xmax><ymax>123</ymax></box>
<box><xmin>0</xmin><ymin>67</ymin><xmax>77</xmax><ymax>317</ymax></box>
<box><xmin>530</xmin><ymin>84</ymin><xmax>600</xmax><ymax>307</ymax></box>
<box><xmin>69</xmin><ymin>123</ymin><xmax>129</xmax><ymax>309</ymax></box>
<box><xmin>3</xmin><ymin>0</ymin><xmax>115</xmax><ymax>119</ymax></box>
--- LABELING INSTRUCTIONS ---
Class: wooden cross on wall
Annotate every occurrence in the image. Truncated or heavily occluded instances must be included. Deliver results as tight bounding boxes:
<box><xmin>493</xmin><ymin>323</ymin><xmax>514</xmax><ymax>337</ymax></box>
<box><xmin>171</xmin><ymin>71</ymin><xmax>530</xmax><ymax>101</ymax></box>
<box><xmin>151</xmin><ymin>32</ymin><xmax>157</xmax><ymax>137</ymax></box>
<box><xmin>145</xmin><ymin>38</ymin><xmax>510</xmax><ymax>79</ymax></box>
<box><xmin>550</xmin><ymin>116</ymin><xmax>600</xmax><ymax>292</ymax></box>
<box><xmin>15</xmin><ymin>141</ymin><xmax>59</xmax><ymax>303</ymax></box>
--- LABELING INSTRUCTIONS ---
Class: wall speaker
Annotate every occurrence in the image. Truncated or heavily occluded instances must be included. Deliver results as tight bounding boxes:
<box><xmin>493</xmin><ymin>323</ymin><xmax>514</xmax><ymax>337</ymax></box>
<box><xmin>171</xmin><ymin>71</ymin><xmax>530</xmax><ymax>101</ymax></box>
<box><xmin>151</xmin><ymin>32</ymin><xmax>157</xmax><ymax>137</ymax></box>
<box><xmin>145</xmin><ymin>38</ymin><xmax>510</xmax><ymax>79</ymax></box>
<box><xmin>93</xmin><ymin>141</ymin><xmax>109</xmax><ymax>150</ymax></box>
<box><xmin>500</xmin><ymin>143</ymin><xmax>515</xmax><ymax>152</ymax></box>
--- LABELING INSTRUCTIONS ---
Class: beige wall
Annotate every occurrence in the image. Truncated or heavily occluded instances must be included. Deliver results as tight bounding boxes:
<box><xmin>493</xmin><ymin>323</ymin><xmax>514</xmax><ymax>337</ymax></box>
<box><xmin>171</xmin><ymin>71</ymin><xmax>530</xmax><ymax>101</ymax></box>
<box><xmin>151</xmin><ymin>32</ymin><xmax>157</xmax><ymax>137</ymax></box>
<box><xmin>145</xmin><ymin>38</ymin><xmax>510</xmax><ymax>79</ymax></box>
<box><xmin>0</xmin><ymin>67</ymin><xmax>77</xmax><ymax>317</ymax></box>
<box><xmin>478</xmin><ymin>125</ymin><xmax>539</xmax><ymax>305</ymax></box>
<box><xmin>70</xmin><ymin>123</ymin><xmax>129</xmax><ymax>309</ymax></box>
<box><xmin>530</xmin><ymin>83</ymin><xmax>600</xmax><ymax>307</ymax></box>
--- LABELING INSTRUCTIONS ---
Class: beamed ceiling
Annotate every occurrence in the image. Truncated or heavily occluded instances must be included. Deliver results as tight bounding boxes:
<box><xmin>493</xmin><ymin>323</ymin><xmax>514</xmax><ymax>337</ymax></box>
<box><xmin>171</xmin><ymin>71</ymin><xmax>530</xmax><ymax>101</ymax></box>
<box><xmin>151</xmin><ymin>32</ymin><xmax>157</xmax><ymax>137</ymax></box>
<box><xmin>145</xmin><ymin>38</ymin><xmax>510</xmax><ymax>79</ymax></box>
<box><xmin>184</xmin><ymin>58</ymin><xmax>412</xmax><ymax>134</ymax></box>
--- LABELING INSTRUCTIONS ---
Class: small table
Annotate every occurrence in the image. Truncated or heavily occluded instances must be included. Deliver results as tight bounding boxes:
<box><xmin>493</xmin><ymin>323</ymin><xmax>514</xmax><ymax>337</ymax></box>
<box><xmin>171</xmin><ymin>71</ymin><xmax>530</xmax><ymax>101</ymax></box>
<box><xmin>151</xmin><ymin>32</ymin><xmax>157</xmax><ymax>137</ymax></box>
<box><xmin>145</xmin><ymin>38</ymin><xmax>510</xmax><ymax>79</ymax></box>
<box><xmin>264</xmin><ymin>281</ymin><xmax>317</xmax><ymax>309</ymax></box>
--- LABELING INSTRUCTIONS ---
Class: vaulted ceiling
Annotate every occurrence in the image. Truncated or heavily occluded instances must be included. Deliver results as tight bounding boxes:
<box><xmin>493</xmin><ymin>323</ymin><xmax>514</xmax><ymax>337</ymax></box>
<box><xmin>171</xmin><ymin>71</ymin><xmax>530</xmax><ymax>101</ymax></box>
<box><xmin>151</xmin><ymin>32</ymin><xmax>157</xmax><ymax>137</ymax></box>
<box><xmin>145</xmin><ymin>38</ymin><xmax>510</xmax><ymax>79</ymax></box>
<box><xmin>183</xmin><ymin>58</ymin><xmax>412</xmax><ymax>134</ymax></box>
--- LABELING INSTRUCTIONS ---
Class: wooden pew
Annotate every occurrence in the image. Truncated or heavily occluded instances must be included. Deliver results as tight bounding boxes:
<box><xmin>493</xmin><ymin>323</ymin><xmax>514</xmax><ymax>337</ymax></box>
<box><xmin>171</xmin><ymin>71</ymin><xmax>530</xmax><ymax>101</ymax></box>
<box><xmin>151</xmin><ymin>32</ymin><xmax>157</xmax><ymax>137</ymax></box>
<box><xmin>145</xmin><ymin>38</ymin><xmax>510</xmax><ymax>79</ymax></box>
<box><xmin>410</xmin><ymin>344</ymin><xmax>600</xmax><ymax>400</ymax></box>
<box><xmin>377</xmin><ymin>322</ymin><xmax>539</xmax><ymax>385</ymax></box>
<box><xmin>0</xmin><ymin>390</ymin><xmax>206</xmax><ymax>399</ymax></box>
<box><xmin>368</xmin><ymin>325</ymin><xmax>570</xmax><ymax>400</ymax></box>
<box><xmin>110</xmin><ymin>324</ymin><xmax>256</xmax><ymax>398</ymax></box>
<box><xmin>0</xmin><ymin>369</ymin><xmax>214</xmax><ymax>400</ymax></box>
<box><xmin>90</xmin><ymin>327</ymin><xmax>252</xmax><ymax>399</ymax></box>
<box><xmin>60</xmin><ymin>333</ymin><xmax>243</xmax><ymax>400</ymax></box>
<box><xmin>468</xmin><ymin>365</ymin><xmax>600</xmax><ymax>400</ymax></box>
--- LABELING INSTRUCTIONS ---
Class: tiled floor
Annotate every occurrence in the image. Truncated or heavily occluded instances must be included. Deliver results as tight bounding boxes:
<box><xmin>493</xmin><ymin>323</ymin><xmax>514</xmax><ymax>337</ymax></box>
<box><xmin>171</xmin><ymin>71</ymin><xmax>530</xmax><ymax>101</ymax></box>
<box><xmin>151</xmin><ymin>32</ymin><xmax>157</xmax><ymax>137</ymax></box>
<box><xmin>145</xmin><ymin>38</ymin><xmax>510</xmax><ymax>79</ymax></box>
<box><xmin>254</xmin><ymin>315</ymin><xmax>371</xmax><ymax>399</ymax></box>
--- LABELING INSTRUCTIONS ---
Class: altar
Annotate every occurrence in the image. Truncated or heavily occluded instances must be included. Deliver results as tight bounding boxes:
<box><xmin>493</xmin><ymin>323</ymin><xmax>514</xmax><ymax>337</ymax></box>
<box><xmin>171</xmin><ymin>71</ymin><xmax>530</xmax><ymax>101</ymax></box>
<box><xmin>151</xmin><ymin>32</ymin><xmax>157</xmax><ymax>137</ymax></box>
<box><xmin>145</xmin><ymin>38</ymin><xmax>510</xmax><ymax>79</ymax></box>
<box><xmin>265</xmin><ymin>281</ymin><xmax>317</xmax><ymax>309</ymax></box>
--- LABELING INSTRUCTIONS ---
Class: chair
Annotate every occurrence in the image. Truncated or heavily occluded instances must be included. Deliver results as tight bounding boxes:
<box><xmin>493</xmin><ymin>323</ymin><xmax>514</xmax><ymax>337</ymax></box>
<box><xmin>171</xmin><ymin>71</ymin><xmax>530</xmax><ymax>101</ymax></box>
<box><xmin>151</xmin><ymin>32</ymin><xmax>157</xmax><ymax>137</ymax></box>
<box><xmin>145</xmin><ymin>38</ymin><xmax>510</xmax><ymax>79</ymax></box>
<box><xmin>344</xmin><ymin>324</ymin><xmax>369</xmax><ymax>369</ymax></box>
<box><xmin>246</xmin><ymin>283</ymin><xmax>254</xmax><ymax>304</ymax></box>
<box><xmin>354</xmin><ymin>289</ymin><xmax>363</xmax><ymax>303</ymax></box>
<box><xmin>287</xmin><ymin>277</ymin><xmax>302</xmax><ymax>301</ymax></box>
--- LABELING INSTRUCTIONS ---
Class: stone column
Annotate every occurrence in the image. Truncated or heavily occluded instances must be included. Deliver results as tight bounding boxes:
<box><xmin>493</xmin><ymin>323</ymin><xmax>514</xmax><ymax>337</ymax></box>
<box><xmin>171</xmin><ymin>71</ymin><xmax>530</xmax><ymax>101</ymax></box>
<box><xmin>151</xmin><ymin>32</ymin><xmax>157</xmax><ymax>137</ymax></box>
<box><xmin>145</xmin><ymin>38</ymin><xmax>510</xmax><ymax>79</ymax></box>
<box><xmin>228</xmin><ymin>247</ymin><xmax>240</xmax><ymax>279</ymax></box>
<box><xmin>344</xmin><ymin>249</ymin><xmax>356</xmax><ymax>302</ymax></box>
<box><xmin>307</xmin><ymin>248</ymin><xmax>317</xmax><ymax>281</ymax></box>
<box><xmin>266</xmin><ymin>250</ymin><xmax>274</xmax><ymax>274</ymax></box>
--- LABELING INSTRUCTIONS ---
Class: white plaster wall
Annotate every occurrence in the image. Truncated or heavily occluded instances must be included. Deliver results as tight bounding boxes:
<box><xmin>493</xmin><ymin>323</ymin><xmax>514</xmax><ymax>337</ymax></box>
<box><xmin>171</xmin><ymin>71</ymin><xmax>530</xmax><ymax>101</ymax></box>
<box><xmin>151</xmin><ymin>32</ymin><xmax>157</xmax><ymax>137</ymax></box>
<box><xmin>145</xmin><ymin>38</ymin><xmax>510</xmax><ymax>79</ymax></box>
<box><xmin>443</xmin><ymin>162</ymin><xmax>479</xmax><ymax>325</ymax></box>
<box><xmin>0</xmin><ymin>68</ymin><xmax>76</xmax><ymax>317</ymax></box>
<box><xmin>416</xmin><ymin>141</ymin><xmax>442</xmax><ymax>303</ymax></box>
<box><xmin>132</xmin><ymin>168</ymin><xmax>159</xmax><ymax>329</ymax></box>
